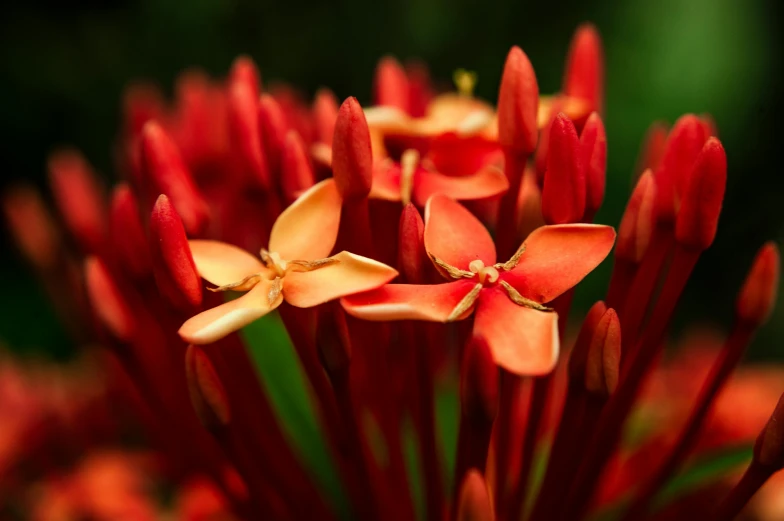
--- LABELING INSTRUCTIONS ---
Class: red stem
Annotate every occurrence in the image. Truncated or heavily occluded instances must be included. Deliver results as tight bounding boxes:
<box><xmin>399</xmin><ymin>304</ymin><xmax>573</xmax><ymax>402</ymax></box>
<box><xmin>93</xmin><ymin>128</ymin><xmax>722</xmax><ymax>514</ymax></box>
<box><xmin>711</xmin><ymin>461</ymin><xmax>772</xmax><ymax>521</ymax></box>
<box><xmin>496</xmin><ymin>149</ymin><xmax>528</xmax><ymax>259</ymax></box>
<box><xmin>605</xmin><ymin>258</ymin><xmax>638</xmax><ymax>314</ymax></box>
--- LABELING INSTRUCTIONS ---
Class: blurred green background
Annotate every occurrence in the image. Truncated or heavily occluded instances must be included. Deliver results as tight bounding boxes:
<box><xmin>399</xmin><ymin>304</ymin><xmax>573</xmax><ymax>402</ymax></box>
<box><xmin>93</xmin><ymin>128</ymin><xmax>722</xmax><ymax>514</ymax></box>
<box><xmin>1</xmin><ymin>0</ymin><xmax>783</xmax><ymax>358</ymax></box>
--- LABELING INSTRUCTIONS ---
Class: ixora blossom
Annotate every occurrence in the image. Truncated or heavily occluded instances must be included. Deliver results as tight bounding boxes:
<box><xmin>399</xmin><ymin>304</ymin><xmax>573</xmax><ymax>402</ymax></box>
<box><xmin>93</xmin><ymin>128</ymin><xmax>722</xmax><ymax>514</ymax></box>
<box><xmin>342</xmin><ymin>194</ymin><xmax>615</xmax><ymax>374</ymax></box>
<box><xmin>179</xmin><ymin>179</ymin><xmax>398</xmax><ymax>344</ymax></box>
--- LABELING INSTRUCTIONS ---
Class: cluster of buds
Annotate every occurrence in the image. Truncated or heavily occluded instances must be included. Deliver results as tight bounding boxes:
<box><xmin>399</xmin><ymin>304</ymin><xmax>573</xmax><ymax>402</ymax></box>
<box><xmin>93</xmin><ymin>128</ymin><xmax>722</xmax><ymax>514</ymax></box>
<box><xmin>3</xmin><ymin>23</ymin><xmax>783</xmax><ymax>521</ymax></box>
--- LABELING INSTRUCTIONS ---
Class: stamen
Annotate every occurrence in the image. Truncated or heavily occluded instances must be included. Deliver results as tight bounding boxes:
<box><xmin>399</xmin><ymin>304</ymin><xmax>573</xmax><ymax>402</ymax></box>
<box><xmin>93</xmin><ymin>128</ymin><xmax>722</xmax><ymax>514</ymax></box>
<box><xmin>495</xmin><ymin>245</ymin><xmax>526</xmax><ymax>271</ymax></box>
<box><xmin>287</xmin><ymin>257</ymin><xmax>340</xmax><ymax>272</ymax></box>
<box><xmin>400</xmin><ymin>149</ymin><xmax>420</xmax><ymax>206</ymax></box>
<box><xmin>500</xmin><ymin>281</ymin><xmax>552</xmax><ymax>311</ymax></box>
<box><xmin>268</xmin><ymin>277</ymin><xmax>283</xmax><ymax>305</ymax></box>
<box><xmin>208</xmin><ymin>273</ymin><xmax>263</xmax><ymax>292</ymax></box>
<box><xmin>453</xmin><ymin>68</ymin><xmax>477</xmax><ymax>97</ymax></box>
<box><xmin>447</xmin><ymin>283</ymin><xmax>483</xmax><ymax>322</ymax></box>
<box><xmin>432</xmin><ymin>255</ymin><xmax>475</xmax><ymax>279</ymax></box>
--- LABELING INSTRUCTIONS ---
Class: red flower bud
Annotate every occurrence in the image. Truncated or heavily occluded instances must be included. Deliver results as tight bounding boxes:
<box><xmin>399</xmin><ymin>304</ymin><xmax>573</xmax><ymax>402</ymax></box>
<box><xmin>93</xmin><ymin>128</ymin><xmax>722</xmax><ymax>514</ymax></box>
<box><xmin>563</xmin><ymin>23</ymin><xmax>604</xmax><ymax>115</ymax></box>
<box><xmin>460</xmin><ymin>335</ymin><xmax>499</xmax><ymax>424</ymax></box>
<box><xmin>48</xmin><ymin>149</ymin><xmax>107</xmax><ymax>254</ymax></box>
<box><xmin>542</xmin><ymin>113</ymin><xmax>585</xmax><ymax>224</ymax></box>
<box><xmin>654</xmin><ymin>114</ymin><xmax>708</xmax><ymax>223</ymax></box>
<box><xmin>675</xmin><ymin>137</ymin><xmax>726</xmax><ymax>251</ymax></box>
<box><xmin>700</xmin><ymin>113</ymin><xmax>717</xmax><ymax>139</ymax></box>
<box><xmin>281</xmin><ymin>131</ymin><xmax>315</xmax><ymax>203</ymax></box>
<box><xmin>332</xmin><ymin>97</ymin><xmax>373</xmax><ymax>200</ymax></box>
<box><xmin>313</xmin><ymin>88</ymin><xmax>339</xmax><ymax>146</ymax></box>
<box><xmin>140</xmin><ymin>121</ymin><xmax>210</xmax><ymax>236</ymax></box>
<box><xmin>121</xmin><ymin>82</ymin><xmax>165</xmax><ymax>137</ymax></box>
<box><xmin>228</xmin><ymin>69</ymin><xmax>269</xmax><ymax>187</ymax></box>
<box><xmin>2</xmin><ymin>186</ymin><xmax>60</xmax><ymax>270</ymax></box>
<box><xmin>229</xmin><ymin>55</ymin><xmax>261</xmax><ymax>98</ymax></box>
<box><xmin>754</xmin><ymin>392</ymin><xmax>784</xmax><ymax>470</ymax></box>
<box><xmin>580</xmin><ymin>112</ymin><xmax>607</xmax><ymax>217</ymax></box>
<box><xmin>373</xmin><ymin>56</ymin><xmax>410</xmax><ymax>113</ymax></box>
<box><xmin>584</xmin><ymin>308</ymin><xmax>621</xmax><ymax>396</ymax></box>
<box><xmin>258</xmin><ymin>94</ymin><xmax>290</xmax><ymax>177</ymax></box>
<box><xmin>109</xmin><ymin>184</ymin><xmax>152</xmax><ymax>279</ymax></box>
<box><xmin>185</xmin><ymin>344</ymin><xmax>231</xmax><ymax>431</ymax></box>
<box><xmin>398</xmin><ymin>203</ymin><xmax>427</xmax><ymax>284</ymax></box>
<box><xmin>736</xmin><ymin>242</ymin><xmax>780</xmax><ymax>327</ymax></box>
<box><xmin>497</xmin><ymin>46</ymin><xmax>539</xmax><ymax>154</ymax></box>
<box><xmin>616</xmin><ymin>170</ymin><xmax>657</xmax><ymax>263</ymax></box>
<box><xmin>406</xmin><ymin>60</ymin><xmax>434</xmax><ymax>118</ymax></box>
<box><xmin>84</xmin><ymin>256</ymin><xmax>135</xmax><ymax>341</ymax></box>
<box><xmin>149</xmin><ymin>195</ymin><xmax>203</xmax><ymax>311</ymax></box>
<box><xmin>634</xmin><ymin>121</ymin><xmax>669</xmax><ymax>180</ymax></box>
<box><xmin>568</xmin><ymin>300</ymin><xmax>608</xmax><ymax>381</ymax></box>
<box><xmin>456</xmin><ymin>469</ymin><xmax>494</xmax><ymax>521</ymax></box>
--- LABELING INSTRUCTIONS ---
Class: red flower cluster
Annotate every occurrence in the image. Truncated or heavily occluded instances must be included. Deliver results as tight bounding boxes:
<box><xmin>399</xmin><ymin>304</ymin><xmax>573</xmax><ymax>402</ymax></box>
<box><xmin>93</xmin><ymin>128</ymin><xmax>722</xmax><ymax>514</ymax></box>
<box><xmin>3</xmin><ymin>22</ymin><xmax>783</xmax><ymax>521</ymax></box>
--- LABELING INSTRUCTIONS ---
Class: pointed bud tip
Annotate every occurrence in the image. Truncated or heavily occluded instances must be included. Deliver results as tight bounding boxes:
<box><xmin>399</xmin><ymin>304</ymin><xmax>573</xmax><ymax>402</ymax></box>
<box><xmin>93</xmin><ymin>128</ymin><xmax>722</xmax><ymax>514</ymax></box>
<box><xmin>84</xmin><ymin>256</ymin><xmax>135</xmax><ymax>341</ymax></box>
<box><xmin>754</xmin><ymin>392</ymin><xmax>784</xmax><ymax>470</ymax></box>
<box><xmin>109</xmin><ymin>184</ymin><xmax>152</xmax><ymax>278</ymax></box>
<box><xmin>736</xmin><ymin>242</ymin><xmax>780</xmax><ymax>326</ymax></box>
<box><xmin>584</xmin><ymin>308</ymin><xmax>621</xmax><ymax>396</ymax></box>
<box><xmin>568</xmin><ymin>300</ymin><xmax>608</xmax><ymax>380</ymax></box>
<box><xmin>564</xmin><ymin>23</ymin><xmax>604</xmax><ymax>115</ymax></box>
<box><xmin>332</xmin><ymin>97</ymin><xmax>373</xmax><ymax>200</ymax></box>
<box><xmin>675</xmin><ymin>137</ymin><xmax>727</xmax><ymax>250</ymax></box>
<box><xmin>542</xmin><ymin>113</ymin><xmax>586</xmax><ymax>224</ymax></box>
<box><xmin>398</xmin><ymin>204</ymin><xmax>427</xmax><ymax>284</ymax></box>
<box><xmin>497</xmin><ymin>46</ymin><xmax>539</xmax><ymax>154</ymax></box>
<box><xmin>374</xmin><ymin>55</ymin><xmax>410</xmax><ymax>112</ymax></box>
<box><xmin>313</xmin><ymin>88</ymin><xmax>339</xmax><ymax>146</ymax></box>
<box><xmin>616</xmin><ymin>170</ymin><xmax>657</xmax><ymax>262</ymax></box>
<box><xmin>281</xmin><ymin>131</ymin><xmax>315</xmax><ymax>203</ymax></box>
<box><xmin>457</xmin><ymin>469</ymin><xmax>495</xmax><ymax>521</ymax></box>
<box><xmin>581</xmin><ymin>112</ymin><xmax>607</xmax><ymax>215</ymax></box>
<box><xmin>185</xmin><ymin>345</ymin><xmax>231</xmax><ymax>431</ymax></box>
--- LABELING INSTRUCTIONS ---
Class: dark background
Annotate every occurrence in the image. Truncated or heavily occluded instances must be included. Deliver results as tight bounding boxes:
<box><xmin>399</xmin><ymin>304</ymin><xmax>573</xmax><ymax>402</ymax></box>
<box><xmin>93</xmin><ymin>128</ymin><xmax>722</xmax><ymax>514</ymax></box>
<box><xmin>2</xmin><ymin>0</ymin><xmax>783</xmax><ymax>359</ymax></box>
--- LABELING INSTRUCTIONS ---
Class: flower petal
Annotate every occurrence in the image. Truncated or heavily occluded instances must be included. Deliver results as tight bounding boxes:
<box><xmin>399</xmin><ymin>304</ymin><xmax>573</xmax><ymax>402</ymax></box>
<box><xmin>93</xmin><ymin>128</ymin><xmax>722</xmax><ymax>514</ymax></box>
<box><xmin>189</xmin><ymin>239</ymin><xmax>266</xmax><ymax>287</ymax></box>
<box><xmin>269</xmin><ymin>178</ymin><xmax>342</xmax><ymax>261</ymax></box>
<box><xmin>413</xmin><ymin>165</ymin><xmax>508</xmax><ymax>206</ymax></box>
<box><xmin>424</xmin><ymin>195</ymin><xmax>496</xmax><ymax>272</ymax></box>
<box><xmin>341</xmin><ymin>280</ymin><xmax>478</xmax><ymax>321</ymax></box>
<box><xmin>179</xmin><ymin>280</ymin><xmax>282</xmax><ymax>345</ymax></box>
<box><xmin>369</xmin><ymin>160</ymin><xmax>403</xmax><ymax>202</ymax></box>
<box><xmin>501</xmin><ymin>224</ymin><xmax>615</xmax><ymax>303</ymax></box>
<box><xmin>283</xmin><ymin>251</ymin><xmax>399</xmax><ymax>308</ymax></box>
<box><xmin>473</xmin><ymin>287</ymin><xmax>559</xmax><ymax>375</ymax></box>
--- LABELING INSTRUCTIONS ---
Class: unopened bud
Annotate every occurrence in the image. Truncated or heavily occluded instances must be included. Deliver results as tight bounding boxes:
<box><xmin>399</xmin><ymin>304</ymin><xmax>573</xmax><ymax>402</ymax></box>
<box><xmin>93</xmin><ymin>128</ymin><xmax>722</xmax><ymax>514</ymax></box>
<box><xmin>398</xmin><ymin>204</ymin><xmax>427</xmax><ymax>284</ymax></box>
<box><xmin>497</xmin><ymin>46</ymin><xmax>539</xmax><ymax>154</ymax></box>
<box><xmin>84</xmin><ymin>256</ymin><xmax>135</xmax><ymax>341</ymax></box>
<box><xmin>313</xmin><ymin>88</ymin><xmax>339</xmax><ymax>146</ymax></box>
<box><xmin>568</xmin><ymin>301</ymin><xmax>608</xmax><ymax>381</ymax></box>
<box><xmin>281</xmin><ymin>131</ymin><xmax>315</xmax><ymax>203</ymax></box>
<box><xmin>736</xmin><ymin>242</ymin><xmax>780</xmax><ymax>327</ymax></box>
<box><xmin>580</xmin><ymin>112</ymin><xmax>607</xmax><ymax>217</ymax></box>
<box><xmin>457</xmin><ymin>469</ymin><xmax>495</xmax><ymax>521</ymax></box>
<box><xmin>332</xmin><ymin>97</ymin><xmax>373</xmax><ymax>200</ymax></box>
<box><xmin>228</xmin><ymin>73</ymin><xmax>269</xmax><ymax>187</ymax></box>
<box><xmin>185</xmin><ymin>345</ymin><xmax>231</xmax><ymax>431</ymax></box>
<box><xmin>563</xmin><ymin>23</ymin><xmax>604</xmax><ymax>115</ymax></box>
<box><xmin>373</xmin><ymin>56</ymin><xmax>410</xmax><ymax>113</ymax></box>
<box><xmin>754</xmin><ymin>392</ymin><xmax>784</xmax><ymax>470</ymax></box>
<box><xmin>109</xmin><ymin>184</ymin><xmax>152</xmax><ymax>279</ymax></box>
<box><xmin>258</xmin><ymin>94</ymin><xmax>290</xmax><ymax>177</ymax></box>
<box><xmin>616</xmin><ymin>170</ymin><xmax>657</xmax><ymax>263</ymax></box>
<box><xmin>584</xmin><ymin>308</ymin><xmax>621</xmax><ymax>396</ymax></box>
<box><xmin>542</xmin><ymin>113</ymin><xmax>585</xmax><ymax>224</ymax></box>
<box><xmin>2</xmin><ymin>186</ymin><xmax>60</xmax><ymax>270</ymax></box>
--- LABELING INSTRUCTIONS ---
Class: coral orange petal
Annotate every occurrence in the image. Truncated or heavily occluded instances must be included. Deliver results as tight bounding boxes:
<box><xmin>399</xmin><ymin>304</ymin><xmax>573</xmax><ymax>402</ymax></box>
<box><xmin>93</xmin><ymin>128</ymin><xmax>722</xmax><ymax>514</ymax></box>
<box><xmin>473</xmin><ymin>287</ymin><xmax>559</xmax><ymax>375</ymax></box>
<box><xmin>341</xmin><ymin>280</ymin><xmax>478</xmax><ymax>322</ymax></box>
<box><xmin>268</xmin><ymin>178</ymin><xmax>342</xmax><ymax>260</ymax></box>
<box><xmin>502</xmin><ymin>224</ymin><xmax>615</xmax><ymax>303</ymax></box>
<box><xmin>189</xmin><ymin>240</ymin><xmax>266</xmax><ymax>287</ymax></box>
<box><xmin>283</xmin><ymin>251</ymin><xmax>399</xmax><ymax>308</ymax></box>
<box><xmin>413</xmin><ymin>165</ymin><xmax>509</xmax><ymax>206</ymax></box>
<box><xmin>370</xmin><ymin>161</ymin><xmax>403</xmax><ymax>202</ymax></box>
<box><xmin>179</xmin><ymin>281</ymin><xmax>282</xmax><ymax>345</ymax></box>
<box><xmin>424</xmin><ymin>195</ymin><xmax>496</xmax><ymax>271</ymax></box>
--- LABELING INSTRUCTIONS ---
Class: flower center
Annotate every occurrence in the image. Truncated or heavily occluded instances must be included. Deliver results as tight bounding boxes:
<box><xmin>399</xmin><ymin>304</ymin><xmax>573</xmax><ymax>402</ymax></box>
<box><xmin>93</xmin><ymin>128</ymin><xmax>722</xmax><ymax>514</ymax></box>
<box><xmin>468</xmin><ymin>259</ymin><xmax>499</xmax><ymax>285</ymax></box>
<box><xmin>262</xmin><ymin>250</ymin><xmax>288</xmax><ymax>278</ymax></box>
<box><xmin>399</xmin><ymin>149</ymin><xmax>420</xmax><ymax>205</ymax></box>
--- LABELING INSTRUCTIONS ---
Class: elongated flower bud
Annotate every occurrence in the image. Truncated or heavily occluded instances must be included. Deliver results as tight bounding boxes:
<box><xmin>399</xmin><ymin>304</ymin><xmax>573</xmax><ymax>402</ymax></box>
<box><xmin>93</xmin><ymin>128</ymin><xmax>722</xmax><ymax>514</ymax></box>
<box><xmin>84</xmin><ymin>256</ymin><xmax>135</xmax><ymax>341</ymax></box>
<box><xmin>497</xmin><ymin>46</ymin><xmax>539</xmax><ymax>154</ymax></box>
<box><xmin>616</xmin><ymin>170</ymin><xmax>657</xmax><ymax>263</ymax></box>
<box><xmin>580</xmin><ymin>112</ymin><xmax>607</xmax><ymax>217</ymax></box>
<box><xmin>460</xmin><ymin>335</ymin><xmax>498</xmax><ymax>424</ymax></box>
<box><xmin>48</xmin><ymin>149</ymin><xmax>107</xmax><ymax>254</ymax></box>
<box><xmin>109</xmin><ymin>184</ymin><xmax>151</xmax><ymax>279</ymax></box>
<box><xmin>736</xmin><ymin>242</ymin><xmax>780</xmax><ymax>327</ymax></box>
<box><xmin>406</xmin><ymin>60</ymin><xmax>433</xmax><ymax>118</ymax></box>
<box><xmin>281</xmin><ymin>131</ymin><xmax>315</xmax><ymax>203</ymax></box>
<box><xmin>634</xmin><ymin>121</ymin><xmax>668</xmax><ymax>181</ymax></box>
<box><xmin>675</xmin><ymin>137</ymin><xmax>726</xmax><ymax>251</ymax></box>
<box><xmin>374</xmin><ymin>56</ymin><xmax>410</xmax><ymax>113</ymax></box>
<box><xmin>563</xmin><ymin>23</ymin><xmax>604</xmax><ymax>115</ymax></box>
<box><xmin>332</xmin><ymin>97</ymin><xmax>373</xmax><ymax>200</ymax></box>
<box><xmin>398</xmin><ymin>204</ymin><xmax>427</xmax><ymax>284</ymax></box>
<box><xmin>654</xmin><ymin>114</ymin><xmax>708</xmax><ymax>223</ymax></box>
<box><xmin>140</xmin><ymin>121</ymin><xmax>210</xmax><ymax>236</ymax></box>
<box><xmin>259</xmin><ymin>94</ymin><xmax>290</xmax><ymax>177</ymax></box>
<box><xmin>229</xmin><ymin>55</ymin><xmax>261</xmax><ymax>98</ymax></box>
<box><xmin>185</xmin><ymin>345</ymin><xmax>231</xmax><ymax>431</ymax></box>
<box><xmin>313</xmin><ymin>88</ymin><xmax>339</xmax><ymax>146</ymax></box>
<box><xmin>2</xmin><ymin>186</ymin><xmax>60</xmax><ymax>270</ymax></box>
<box><xmin>568</xmin><ymin>300</ymin><xmax>608</xmax><ymax>381</ymax></box>
<box><xmin>584</xmin><ymin>308</ymin><xmax>621</xmax><ymax>396</ymax></box>
<box><xmin>457</xmin><ymin>469</ymin><xmax>495</xmax><ymax>521</ymax></box>
<box><xmin>228</xmin><ymin>71</ymin><xmax>269</xmax><ymax>187</ymax></box>
<box><xmin>542</xmin><ymin>113</ymin><xmax>585</xmax><ymax>224</ymax></box>
<box><xmin>754</xmin><ymin>392</ymin><xmax>784</xmax><ymax>470</ymax></box>
<box><xmin>122</xmin><ymin>82</ymin><xmax>165</xmax><ymax>137</ymax></box>
<box><xmin>149</xmin><ymin>195</ymin><xmax>203</xmax><ymax>311</ymax></box>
